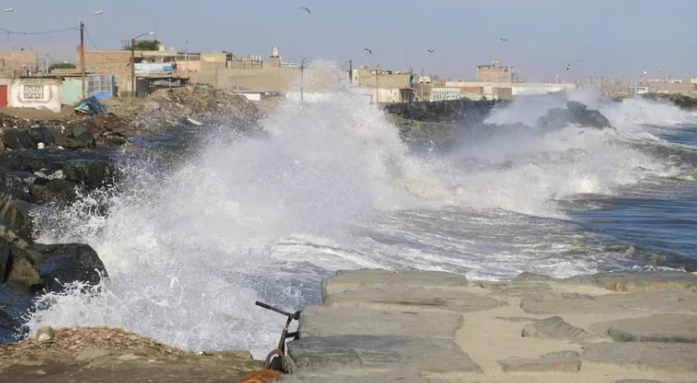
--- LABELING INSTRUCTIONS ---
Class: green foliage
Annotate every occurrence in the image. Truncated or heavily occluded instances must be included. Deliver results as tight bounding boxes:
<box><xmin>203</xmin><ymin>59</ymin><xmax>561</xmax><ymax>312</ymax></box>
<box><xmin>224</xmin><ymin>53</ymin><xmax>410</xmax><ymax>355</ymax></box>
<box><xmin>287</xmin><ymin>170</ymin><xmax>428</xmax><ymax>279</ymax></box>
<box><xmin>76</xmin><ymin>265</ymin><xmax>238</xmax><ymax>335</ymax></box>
<box><xmin>48</xmin><ymin>62</ymin><xmax>76</xmax><ymax>71</ymax></box>
<box><xmin>123</xmin><ymin>40</ymin><xmax>161</xmax><ymax>51</ymax></box>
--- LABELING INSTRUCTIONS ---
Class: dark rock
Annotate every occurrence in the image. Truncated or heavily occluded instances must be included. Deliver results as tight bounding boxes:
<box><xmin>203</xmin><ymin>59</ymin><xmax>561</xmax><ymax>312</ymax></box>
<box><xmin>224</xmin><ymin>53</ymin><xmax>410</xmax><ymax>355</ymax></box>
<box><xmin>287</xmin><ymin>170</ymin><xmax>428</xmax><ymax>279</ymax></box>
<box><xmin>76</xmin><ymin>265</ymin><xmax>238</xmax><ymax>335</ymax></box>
<box><xmin>566</xmin><ymin>101</ymin><xmax>587</xmax><ymax>112</ymax></box>
<box><xmin>0</xmin><ymin>224</ymin><xmax>42</xmax><ymax>288</ymax></box>
<box><xmin>30</xmin><ymin>178</ymin><xmax>78</xmax><ymax>204</ymax></box>
<box><xmin>536</xmin><ymin>101</ymin><xmax>612</xmax><ymax>131</ymax></box>
<box><xmin>383</xmin><ymin>99</ymin><xmax>508</xmax><ymax>124</ymax></box>
<box><xmin>641</xmin><ymin>93</ymin><xmax>697</xmax><ymax>110</ymax></box>
<box><xmin>63</xmin><ymin>158</ymin><xmax>114</xmax><ymax>188</ymax></box>
<box><xmin>0</xmin><ymin>199</ymin><xmax>39</xmax><ymax>241</ymax></box>
<box><xmin>28</xmin><ymin>126</ymin><xmax>55</xmax><ymax>145</ymax></box>
<box><xmin>0</xmin><ymin>170</ymin><xmax>34</xmax><ymax>201</ymax></box>
<box><xmin>35</xmin><ymin>243</ymin><xmax>107</xmax><ymax>293</ymax></box>
<box><xmin>55</xmin><ymin>122</ymin><xmax>97</xmax><ymax>149</ymax></box>
<box><xmin>2</xmin><ymin>129</ymin><xmax>35</xmax><ymax>150</ymax></box>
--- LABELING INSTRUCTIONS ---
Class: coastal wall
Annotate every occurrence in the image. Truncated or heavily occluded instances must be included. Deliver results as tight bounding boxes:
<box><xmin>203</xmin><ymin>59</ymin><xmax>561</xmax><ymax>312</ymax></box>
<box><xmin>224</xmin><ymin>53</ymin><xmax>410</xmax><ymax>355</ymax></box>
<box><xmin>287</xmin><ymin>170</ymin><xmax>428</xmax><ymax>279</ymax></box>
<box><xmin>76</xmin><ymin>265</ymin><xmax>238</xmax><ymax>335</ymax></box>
<box><xmin>383</xmin><ymin>99</ymin><xmax>508</xmax><ymax>123</ymax></box>
<box><xmin>8</xmin><ymin>77</ymin><xmax>63</xmax><ymax>112</ymax></box>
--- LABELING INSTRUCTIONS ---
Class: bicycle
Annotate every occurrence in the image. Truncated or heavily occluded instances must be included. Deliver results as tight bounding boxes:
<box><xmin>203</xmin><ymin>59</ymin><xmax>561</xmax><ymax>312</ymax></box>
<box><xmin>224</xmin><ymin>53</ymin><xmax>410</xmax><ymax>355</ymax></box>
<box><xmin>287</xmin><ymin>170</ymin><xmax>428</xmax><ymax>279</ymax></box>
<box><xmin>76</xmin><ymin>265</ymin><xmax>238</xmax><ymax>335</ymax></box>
<box><xmin>254</xmin><ymin>301</ymin><xmax>302</xmax><ymax>374</ymax></box>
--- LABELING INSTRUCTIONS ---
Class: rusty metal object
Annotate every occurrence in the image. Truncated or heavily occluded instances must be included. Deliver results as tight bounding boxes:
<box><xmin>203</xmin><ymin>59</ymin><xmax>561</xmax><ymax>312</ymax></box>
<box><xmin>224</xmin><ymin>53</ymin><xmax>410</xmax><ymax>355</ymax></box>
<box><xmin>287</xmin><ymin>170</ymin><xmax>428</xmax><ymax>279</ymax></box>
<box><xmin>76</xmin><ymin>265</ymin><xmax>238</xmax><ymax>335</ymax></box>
<box><xmin>255</xmin><ymin>301</ymin><xmax>301</xmax><ymax>373</ymax></box>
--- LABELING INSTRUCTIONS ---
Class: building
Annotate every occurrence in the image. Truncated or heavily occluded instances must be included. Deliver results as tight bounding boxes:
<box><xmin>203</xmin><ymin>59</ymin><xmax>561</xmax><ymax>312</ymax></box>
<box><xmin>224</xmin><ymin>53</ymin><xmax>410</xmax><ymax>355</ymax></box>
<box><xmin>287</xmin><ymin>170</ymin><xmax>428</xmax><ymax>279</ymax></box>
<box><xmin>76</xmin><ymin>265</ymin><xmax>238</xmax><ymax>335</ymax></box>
<box><xmin>0</xmin><ymin>50</ymin><xmax>39</xmax><ymax>77</ymax></box>
<box><xmin>642</xmin><ymin>81</ymin><xmax>696</xmax><ymax>95</ymax></box>
<box><xmin>0</xmin><ymin>75</ymin><xmax>63</xmax><ymax>112</ymax></box>
<box><xmin>77</xmin><ymin>44</ymin><xmax>310</xmax><ymax>95</ymax></box>
<box><xmin>476</xmin><ymin>60</ymin><xmax>514</xmax><ymax>83</ymax></box>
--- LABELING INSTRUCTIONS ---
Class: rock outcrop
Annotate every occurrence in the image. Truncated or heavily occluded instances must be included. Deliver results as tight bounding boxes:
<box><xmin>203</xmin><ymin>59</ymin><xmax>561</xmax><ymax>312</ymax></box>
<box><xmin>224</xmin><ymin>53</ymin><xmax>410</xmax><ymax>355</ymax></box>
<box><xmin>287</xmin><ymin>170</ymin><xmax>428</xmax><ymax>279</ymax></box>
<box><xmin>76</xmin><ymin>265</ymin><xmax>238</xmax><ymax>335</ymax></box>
<box><xmin>536</xmin><ymin>101</ymin><xmax>612</xmax><ymax>131</ymax></box>
<box><xmin>641</xmin><ymin>93</ymin><xmax>697</xmax><ymax>110</ymax></box>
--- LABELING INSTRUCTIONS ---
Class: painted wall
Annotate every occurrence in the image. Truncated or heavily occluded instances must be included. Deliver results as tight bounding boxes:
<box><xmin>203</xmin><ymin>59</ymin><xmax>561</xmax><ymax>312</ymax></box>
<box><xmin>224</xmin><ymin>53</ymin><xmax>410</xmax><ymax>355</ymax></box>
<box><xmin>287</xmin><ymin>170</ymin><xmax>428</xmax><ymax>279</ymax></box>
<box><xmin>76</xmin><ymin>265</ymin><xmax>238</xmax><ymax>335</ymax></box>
<box><xmin>9</xmin><ymin>78</ymin><xmax>63</xmax><ymax>112</ymax></box>
<box><xmin>431</xmin><ymin>87</ymin><xmax>462</xmax><ymax>101</ymax></box>
<box><xmin>62</xmin><ymin>78</ymin><xmax>83</xmax><ymax>105</ymax></box>
<box><xmin>353</xmin><ymin>87</ymin><xmax>405</xmax><ymax>103</ymax></box>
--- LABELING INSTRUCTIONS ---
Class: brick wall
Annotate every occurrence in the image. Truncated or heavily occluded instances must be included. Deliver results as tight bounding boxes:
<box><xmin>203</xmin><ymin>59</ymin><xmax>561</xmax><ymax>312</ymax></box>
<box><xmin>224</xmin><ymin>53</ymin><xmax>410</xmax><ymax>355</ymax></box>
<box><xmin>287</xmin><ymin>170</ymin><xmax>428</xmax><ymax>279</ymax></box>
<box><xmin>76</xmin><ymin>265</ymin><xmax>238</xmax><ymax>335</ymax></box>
<box><xmin>476</xmin><ymin>65</ymin><xmax>513</xmax><ymax>83</ymax></box>
<box><xmin>0</xmin><ymin>51</ymin><xmax>38</xmax><ymax>72</ymax></box>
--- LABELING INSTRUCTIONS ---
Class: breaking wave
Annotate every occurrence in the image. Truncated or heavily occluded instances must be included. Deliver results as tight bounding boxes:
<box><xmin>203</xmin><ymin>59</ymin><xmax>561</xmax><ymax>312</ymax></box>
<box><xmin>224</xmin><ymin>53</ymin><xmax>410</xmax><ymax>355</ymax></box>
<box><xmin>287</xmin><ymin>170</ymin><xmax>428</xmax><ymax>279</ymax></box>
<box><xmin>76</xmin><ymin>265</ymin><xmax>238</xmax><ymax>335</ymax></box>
<box><xmin>23</xmin><ymin>62</ymin><xmax>695</xmax><ymax>357</ymax></box>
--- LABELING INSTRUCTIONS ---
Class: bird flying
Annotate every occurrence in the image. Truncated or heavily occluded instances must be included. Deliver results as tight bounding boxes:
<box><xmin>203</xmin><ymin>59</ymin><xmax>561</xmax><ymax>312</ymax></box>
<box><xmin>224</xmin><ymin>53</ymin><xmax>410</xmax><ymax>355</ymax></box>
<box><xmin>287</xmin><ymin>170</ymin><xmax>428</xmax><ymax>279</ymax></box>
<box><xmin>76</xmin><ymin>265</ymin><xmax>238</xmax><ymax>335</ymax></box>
<box><xmin>299</xmin><ymin>7</ymin><xmax>311</xmax><ymax>14</ymax></box>
<box><xmin>427</xmin><ymin>49</ymin><xmax>434</xmax><ymax>53</ymax></box>
<box><xmin>364</xmin><ymin>48</ymin><xmax>373</xmax><ymax>54</ymax></box>
<box><xmin>499</xmin><ymin>38</ymin><xmax>508</xmax><ymax>42</ymax></box>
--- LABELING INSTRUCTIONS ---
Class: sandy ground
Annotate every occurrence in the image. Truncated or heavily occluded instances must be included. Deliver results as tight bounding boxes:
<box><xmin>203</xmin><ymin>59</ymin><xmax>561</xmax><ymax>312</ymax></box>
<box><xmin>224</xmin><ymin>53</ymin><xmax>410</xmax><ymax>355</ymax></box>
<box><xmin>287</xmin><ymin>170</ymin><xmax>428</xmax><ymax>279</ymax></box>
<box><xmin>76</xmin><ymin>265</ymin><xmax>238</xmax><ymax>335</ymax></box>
<box><xmin>0</xmin><ymin>327</ymin><xmax>264</xmax><ymax>383</ymax></box>
<box><xmin>0</xmin><ymin>106</ymin><xmax>77</xmax><ymax>120</ymax></box>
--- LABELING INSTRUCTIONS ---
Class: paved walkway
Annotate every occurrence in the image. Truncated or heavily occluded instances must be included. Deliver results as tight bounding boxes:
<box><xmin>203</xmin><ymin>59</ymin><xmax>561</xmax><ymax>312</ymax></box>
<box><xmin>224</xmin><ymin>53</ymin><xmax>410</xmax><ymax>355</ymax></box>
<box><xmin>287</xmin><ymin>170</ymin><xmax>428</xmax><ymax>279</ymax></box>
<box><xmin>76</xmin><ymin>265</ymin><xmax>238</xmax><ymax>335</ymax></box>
<box><xmin>282</xmin><ymin>269</ymin><xmax>697</xmax><ymax>383</ymax></box>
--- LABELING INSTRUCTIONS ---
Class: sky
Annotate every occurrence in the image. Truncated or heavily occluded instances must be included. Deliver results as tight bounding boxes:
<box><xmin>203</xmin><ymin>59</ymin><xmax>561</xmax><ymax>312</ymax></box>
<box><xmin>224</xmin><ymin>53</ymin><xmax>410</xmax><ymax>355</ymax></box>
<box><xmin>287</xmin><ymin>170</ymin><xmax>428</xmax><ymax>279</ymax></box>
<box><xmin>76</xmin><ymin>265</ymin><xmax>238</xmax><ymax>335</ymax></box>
<box><xmin>0</xmin><ymin>0</ymin><xmax>694</xmax><ymax>81</ymax></box>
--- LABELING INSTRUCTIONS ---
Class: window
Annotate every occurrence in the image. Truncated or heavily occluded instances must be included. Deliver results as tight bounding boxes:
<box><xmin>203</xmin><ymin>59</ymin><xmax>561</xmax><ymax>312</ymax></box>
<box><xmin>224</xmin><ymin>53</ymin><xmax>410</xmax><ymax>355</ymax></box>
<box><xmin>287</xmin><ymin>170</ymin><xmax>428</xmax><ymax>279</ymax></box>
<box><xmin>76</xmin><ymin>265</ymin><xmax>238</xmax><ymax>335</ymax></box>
<box><xmin>23</xmin><ymin>84</ymin><xmax>44</xmax><ymax>100</ymax></box>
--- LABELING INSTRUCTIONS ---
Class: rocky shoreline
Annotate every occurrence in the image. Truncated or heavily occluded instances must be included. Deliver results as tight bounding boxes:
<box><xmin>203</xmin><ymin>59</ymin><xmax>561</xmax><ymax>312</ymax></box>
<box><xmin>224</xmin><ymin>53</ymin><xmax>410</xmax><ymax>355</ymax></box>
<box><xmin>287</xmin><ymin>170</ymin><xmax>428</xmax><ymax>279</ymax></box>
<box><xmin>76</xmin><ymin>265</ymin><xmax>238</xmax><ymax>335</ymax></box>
<box><xmin>0</xmin><ymin>87</ymin><xmax>261</xmax><ymax>347</ymax></box>
<box><xmin>2</xmin><ymin>269</ymin><xmax>696</xmax><ymax>382</ymax></box>
<box><xmin>0</xmin><ymin>90</ymin><xmax>695</xmax><ymax>382</ymax></box>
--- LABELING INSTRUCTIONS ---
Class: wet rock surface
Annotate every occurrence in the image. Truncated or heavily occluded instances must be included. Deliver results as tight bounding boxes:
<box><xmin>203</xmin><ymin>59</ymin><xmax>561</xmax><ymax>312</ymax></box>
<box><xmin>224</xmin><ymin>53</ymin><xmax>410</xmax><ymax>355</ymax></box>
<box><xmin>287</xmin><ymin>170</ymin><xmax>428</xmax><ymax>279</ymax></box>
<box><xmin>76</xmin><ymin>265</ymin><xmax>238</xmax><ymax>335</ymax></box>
<box><xmin>281</xmin><ymin>269</ymin><xmax>697</xmax><ymax>383</ymax></box>
<box><xmin>0</xmin><ymin>88</ymin><xmax>263</xmax><ymax>349</ymax></box>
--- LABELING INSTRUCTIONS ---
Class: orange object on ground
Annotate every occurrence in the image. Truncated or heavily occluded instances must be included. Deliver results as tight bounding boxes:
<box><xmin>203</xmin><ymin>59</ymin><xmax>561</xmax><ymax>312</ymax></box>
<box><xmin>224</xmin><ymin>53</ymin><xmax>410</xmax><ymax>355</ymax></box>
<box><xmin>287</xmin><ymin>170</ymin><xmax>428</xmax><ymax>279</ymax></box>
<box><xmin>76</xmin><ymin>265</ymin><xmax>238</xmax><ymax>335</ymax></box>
<box><xmin>236</xmin><ymin>369</ymin><xmax>282</xmax><ymax>383</ymax></box>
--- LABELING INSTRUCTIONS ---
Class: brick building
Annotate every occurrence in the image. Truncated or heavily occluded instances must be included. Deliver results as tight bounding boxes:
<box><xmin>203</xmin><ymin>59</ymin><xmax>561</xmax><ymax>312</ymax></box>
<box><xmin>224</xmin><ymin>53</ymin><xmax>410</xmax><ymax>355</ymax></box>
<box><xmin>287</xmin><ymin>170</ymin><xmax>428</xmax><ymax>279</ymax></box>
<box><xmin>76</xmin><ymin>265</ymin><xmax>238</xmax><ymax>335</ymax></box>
<box><xmin>476</xmin><ymin>60</ymin><xmax>514</xmax><ymax>83</ymax></box>
<box><xmin>0</xmin><ymin>50</ymin><xmax>38</xmax><ymax>76</ymax></box>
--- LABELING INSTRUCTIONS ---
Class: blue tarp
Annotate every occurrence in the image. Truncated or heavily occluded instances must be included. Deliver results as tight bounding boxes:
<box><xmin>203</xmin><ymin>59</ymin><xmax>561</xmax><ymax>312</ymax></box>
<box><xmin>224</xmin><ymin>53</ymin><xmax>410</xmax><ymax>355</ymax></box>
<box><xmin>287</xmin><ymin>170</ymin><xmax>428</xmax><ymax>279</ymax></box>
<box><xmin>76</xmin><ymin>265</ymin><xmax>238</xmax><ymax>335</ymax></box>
<box><xmin>74</xmin><ymin>96</ymin><xmax>107</xmax><ymax>115</ymax></box>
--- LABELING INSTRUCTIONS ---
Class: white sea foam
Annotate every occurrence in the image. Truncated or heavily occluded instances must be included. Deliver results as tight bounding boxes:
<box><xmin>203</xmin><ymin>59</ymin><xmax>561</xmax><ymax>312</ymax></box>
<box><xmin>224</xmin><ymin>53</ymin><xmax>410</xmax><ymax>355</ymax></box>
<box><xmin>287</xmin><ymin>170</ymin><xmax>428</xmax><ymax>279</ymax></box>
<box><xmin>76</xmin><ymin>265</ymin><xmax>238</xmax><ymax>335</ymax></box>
<box><xmin>24</xmin><ymin>62</ymin><xmax>688</xmax><ymax>357</ymax></box>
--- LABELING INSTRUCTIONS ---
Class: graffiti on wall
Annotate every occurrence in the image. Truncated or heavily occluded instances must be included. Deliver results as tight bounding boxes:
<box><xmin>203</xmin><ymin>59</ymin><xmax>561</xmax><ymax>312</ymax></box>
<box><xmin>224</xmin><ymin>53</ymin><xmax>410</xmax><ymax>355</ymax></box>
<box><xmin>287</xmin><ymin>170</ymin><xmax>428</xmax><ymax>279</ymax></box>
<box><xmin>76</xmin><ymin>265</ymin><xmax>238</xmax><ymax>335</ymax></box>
<box><xmin>135</xmin><ymin>63</ymin><xmax>173</xmax><ymax>75</ymax></box>
<box><xmin>430</xmin><ymin>88</ymin><xmax>462</xmax><ymax>101</ymax></box>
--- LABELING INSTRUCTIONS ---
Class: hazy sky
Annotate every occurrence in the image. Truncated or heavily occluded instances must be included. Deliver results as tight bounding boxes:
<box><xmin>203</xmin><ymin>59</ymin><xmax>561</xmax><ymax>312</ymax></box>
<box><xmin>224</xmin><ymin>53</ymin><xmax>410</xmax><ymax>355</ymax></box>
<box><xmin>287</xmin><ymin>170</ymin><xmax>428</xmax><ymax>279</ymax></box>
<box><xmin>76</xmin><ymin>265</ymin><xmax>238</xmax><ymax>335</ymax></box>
<box><xmin>0</xmin><ymin>0</ymin><xmax>693</xmax><ymax>81</ymax></box>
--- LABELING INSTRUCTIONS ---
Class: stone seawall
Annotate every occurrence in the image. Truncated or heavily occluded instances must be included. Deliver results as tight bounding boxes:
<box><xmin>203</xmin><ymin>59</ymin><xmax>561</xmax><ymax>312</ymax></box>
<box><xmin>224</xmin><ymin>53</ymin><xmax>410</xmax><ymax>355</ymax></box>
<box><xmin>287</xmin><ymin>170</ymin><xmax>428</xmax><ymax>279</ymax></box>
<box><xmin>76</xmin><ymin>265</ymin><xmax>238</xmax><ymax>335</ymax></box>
<box><xmin>282</xmin><ymin>269</ymin><xmax>697</xmax><ymax>383</ymax></box>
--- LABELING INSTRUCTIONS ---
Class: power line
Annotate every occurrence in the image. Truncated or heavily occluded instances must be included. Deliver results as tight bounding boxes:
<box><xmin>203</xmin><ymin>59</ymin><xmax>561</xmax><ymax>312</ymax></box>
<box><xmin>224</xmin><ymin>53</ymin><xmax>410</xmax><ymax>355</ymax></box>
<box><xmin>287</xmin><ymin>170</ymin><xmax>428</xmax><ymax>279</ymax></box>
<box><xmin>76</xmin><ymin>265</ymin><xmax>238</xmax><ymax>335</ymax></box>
<box><xmin>0</xmin><ymin>26</ymin><xmax>78</xmax><ymax>35</ymax></box>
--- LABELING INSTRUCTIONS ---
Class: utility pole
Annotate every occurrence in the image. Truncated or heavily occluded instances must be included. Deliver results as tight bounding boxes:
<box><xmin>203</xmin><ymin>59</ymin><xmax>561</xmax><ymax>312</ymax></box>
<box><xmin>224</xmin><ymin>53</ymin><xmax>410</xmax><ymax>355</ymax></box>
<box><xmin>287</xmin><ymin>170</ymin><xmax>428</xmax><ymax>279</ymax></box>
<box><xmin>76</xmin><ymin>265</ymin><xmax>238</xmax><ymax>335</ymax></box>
<box><xmin>348</xmin><ymin>59</ymin><xmax>353</xmax><ymax>83</ymax></box>
<box><xmin>300</xmin><ymin>58</ymin><xmax>306</xmax><ymax>103</ymax></box>
<box><xmin>375</xmin><ymin>66</ymin><xmax>379</xmax><ymax>104</ymax></box>
<box><xmin>420</xmin><ymin>66</ymin><xmax>424</xmax><ymax>101</ymax></box>
<box><xmin>80</xmin><ymin>22</ymin><xmax>86</xmax><ymax>98</ymax></box>
<box><xmin>185</xmin><ymin>40</ymin><xmax>189</xmax><ymax>79</ymax></box>
<box><xmin>131</xmin><ymin>38</ymin><xmax>136</xmax><ymax>97</ymax></box>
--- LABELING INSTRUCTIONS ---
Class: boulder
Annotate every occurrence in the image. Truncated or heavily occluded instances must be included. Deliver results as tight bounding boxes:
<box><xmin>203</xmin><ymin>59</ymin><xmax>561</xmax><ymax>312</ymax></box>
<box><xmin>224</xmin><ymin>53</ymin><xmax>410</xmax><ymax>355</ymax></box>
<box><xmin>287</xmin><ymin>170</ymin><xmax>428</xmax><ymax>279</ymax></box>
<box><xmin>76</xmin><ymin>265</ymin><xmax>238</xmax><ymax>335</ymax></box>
<box><xmin>30</xmin><ymin>178</ymin><xmax>78</xmax><ymax>204</ymax></box>
<box><xmin>0</xmin><ymin>199</ymin><xmax>39</xmax><ymax>241</ymax></box>
<box><xmin>28</xmin><ymin>126</ymin><xmax>55</xmax><ymax>146</ymax></box>
<box><xmin>36</xmin><ymin>243</ymin><xmax>108</xmax><ymax>293</ymax></box>
<box><xmin>0</xmin><ymin>224</ymin><xmax>43</xmax><ymax>288</ymax></box>
<box><xmin>55</xmin><ymin>122</ymin><xmax>97</xmax><ymax>149</ymax></box>
<box><xmin>536</xmin><ymin>101</ymin><xmax>612</xmax><ymax>131</ymax></box>
<box><xmin>2</xmin><ymin>129</ymin><xmax>35</xmax><ymax>150</ymax></box>
<box><xmin>63</xmin><ymin>158</ymin><xmax>114</xmax><ymax>188</ymax></box>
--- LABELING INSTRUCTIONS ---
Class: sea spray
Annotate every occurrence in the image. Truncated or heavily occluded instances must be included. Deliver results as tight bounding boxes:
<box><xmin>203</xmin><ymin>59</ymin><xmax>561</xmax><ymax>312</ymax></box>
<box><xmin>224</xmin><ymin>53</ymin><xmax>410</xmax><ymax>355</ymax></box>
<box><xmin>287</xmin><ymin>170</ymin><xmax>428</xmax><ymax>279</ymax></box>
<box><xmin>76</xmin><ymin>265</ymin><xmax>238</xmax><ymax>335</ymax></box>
<box><xmin>24</xmin><ymin>62</ymin><xmax>688</xmax><ymax>358</ymax></box>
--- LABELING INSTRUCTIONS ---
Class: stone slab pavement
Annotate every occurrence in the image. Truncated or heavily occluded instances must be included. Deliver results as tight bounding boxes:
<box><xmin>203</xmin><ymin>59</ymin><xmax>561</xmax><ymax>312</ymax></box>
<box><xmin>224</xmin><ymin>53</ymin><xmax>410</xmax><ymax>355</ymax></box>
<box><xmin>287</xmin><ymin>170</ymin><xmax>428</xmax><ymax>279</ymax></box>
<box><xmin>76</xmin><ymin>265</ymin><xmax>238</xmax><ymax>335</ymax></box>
<box><xmin>280</xmin><ymin>269</ymin><xmax>697</xmax><ymax>383</ymax></box>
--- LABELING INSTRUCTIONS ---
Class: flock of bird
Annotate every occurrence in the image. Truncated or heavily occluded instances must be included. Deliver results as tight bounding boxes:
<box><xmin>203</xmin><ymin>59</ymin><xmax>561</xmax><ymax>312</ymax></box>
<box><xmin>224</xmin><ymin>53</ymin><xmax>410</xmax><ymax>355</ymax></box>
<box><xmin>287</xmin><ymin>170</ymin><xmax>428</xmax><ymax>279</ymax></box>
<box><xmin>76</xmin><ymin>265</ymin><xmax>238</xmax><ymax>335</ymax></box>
<box><xmin>295</xmin><ymin>6</ymin><xmax>583</xmax><ymax>73</ymax></box>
